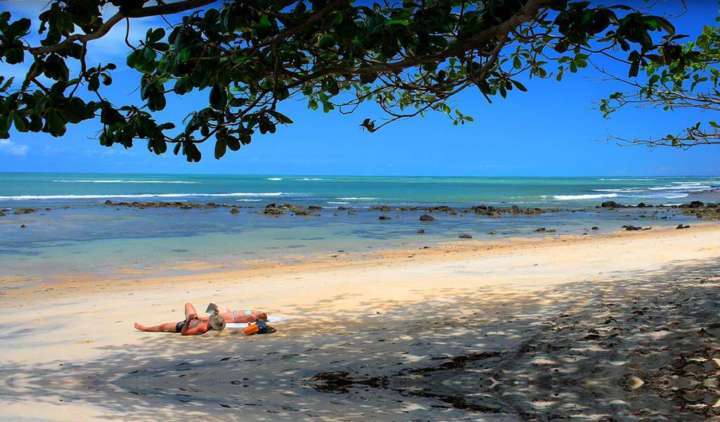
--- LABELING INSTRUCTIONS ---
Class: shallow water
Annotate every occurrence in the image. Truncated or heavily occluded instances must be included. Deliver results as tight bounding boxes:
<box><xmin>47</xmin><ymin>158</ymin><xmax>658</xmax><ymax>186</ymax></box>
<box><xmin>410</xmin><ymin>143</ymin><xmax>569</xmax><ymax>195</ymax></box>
<box><xmin>0</xmin><ymin>173</ymin><xmax>717</xmax><ymax>283</ymax></box>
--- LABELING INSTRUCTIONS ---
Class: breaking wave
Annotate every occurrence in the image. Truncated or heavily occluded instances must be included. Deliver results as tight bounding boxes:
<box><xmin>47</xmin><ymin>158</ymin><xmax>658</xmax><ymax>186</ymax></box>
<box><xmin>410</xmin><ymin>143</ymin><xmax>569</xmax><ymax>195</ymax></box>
<box><xmin>0</xmin><ymin>192</ymin><xmax>289</xmax><ymax>201</ymax></box>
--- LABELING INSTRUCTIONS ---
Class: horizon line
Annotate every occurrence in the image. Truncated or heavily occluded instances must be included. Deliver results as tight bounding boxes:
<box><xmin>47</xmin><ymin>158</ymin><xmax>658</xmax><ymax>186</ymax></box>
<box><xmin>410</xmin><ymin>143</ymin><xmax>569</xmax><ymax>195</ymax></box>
<box><xmin>0</xmin><ymin>171</ymin><xmax>719</xmax><ymax>178</ymax></box>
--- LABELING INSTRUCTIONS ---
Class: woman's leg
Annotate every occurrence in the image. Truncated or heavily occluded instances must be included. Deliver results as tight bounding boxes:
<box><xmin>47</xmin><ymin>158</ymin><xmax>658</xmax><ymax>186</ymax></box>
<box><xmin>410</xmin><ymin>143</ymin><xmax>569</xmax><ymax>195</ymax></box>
<box><xmin>219</xmin><ymin>309</ymin><xmax>267</xmax><ymax>323</ymax></box>
<box><xmin>134</xmin><ymin>322</ymin><xmax>178</xmax><ymax>332</ymax></box>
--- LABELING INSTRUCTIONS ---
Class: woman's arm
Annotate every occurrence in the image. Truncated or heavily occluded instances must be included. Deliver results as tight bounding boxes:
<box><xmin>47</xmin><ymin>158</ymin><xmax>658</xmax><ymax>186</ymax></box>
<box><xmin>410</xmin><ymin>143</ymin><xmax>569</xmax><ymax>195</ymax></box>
<box><xmin>184</xmin><ymin>303</ymin><xmax>198</xmax><ymax>321</ymax></box>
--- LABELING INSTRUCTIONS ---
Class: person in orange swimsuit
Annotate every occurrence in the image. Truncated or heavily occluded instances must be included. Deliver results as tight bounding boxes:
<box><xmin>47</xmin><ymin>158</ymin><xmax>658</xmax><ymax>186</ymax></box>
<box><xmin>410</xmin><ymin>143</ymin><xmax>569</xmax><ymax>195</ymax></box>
<box><xmin>133</xmin><ymin>303</ymin><xmax>268</xmax><ymax>336</ymax></box>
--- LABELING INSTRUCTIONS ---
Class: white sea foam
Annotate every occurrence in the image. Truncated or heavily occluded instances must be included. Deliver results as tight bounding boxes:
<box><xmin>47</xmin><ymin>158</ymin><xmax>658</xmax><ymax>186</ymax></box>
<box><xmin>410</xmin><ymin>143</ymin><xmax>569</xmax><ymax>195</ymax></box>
<box><xmin>552</xmin><ymin>193</ymin><xmax>619</xmax><ymax>201</ymax></box>
<box><xmin>671</xmin><ymin>180</ymin><xmax>719</xmax><ymax>185</ymax></box>
<box><xmin>599</xmin><ymin>178</ymin><xmax>655</xmax><ymax>181</ymax></box>
<box><xmin>593</xmin><ymin>188</ymin><xmax>644</xmax><ymax>193</ymax></box>
<box><xmin>648</xmin><ymin>184</ymin><xmax>711</xmax><ymax>191</ymax></box>
<box><xmin>53</xmin><ymin>179</ymin><xmax>198</xmax><ymax>184</ymax></box>
<box><xmin>298</xmin><ymin>177</ymin><xmax>324</xmax><ymax>181</ymax></box>
<box><xmin>337</xmin><ymin>197</ymin><xmax>378</xmax><ymax>201</ymax></box>
<box><xmin>266</xmin><ymin>177</ymin><xmax>283</xmax><ymax>181</ymax></box>
<box><xmin>327</xmin><ymin>201</ymin><xmax>350</xmax><ymax>205</ymax></box>
<box><xmin>0</xmin><ymin>192</ymin><xmax>288</xmax><ymax>201</ymax></box>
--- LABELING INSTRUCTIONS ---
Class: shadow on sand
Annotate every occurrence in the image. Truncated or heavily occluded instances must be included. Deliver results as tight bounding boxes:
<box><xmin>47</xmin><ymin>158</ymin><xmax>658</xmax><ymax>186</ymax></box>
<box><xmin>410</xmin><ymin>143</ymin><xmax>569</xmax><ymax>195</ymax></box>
<box><xmin>2</xmin><ymin>261</ymin><xmax>720</xmax><ymax>420</ymax></box>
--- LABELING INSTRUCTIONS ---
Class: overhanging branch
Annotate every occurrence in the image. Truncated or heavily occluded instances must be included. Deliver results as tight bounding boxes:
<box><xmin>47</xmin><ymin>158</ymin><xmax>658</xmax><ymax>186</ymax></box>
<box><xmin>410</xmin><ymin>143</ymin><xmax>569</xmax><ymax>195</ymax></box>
<box><xmin>27</xmin><ymin>0</ymin><xmax>216</xmax><ymax>55</ymax></box>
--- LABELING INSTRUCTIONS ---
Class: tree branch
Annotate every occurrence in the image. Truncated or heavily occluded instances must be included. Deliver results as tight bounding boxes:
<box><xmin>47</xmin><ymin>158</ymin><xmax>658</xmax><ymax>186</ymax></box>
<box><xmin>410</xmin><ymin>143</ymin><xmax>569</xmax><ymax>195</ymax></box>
<box><xmin>27</xmin><ymin>0</ymin><xmax>215</xmax><ymax>55</ymax></box>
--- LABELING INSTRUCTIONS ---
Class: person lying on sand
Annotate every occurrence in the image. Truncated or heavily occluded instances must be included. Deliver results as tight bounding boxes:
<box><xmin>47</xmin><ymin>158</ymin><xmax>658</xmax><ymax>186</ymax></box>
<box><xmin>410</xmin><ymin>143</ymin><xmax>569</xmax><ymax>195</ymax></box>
<box><xmin>133</xmin><ymin>303</ymin><xmax>268</xmax><ymax>336</ymax></box>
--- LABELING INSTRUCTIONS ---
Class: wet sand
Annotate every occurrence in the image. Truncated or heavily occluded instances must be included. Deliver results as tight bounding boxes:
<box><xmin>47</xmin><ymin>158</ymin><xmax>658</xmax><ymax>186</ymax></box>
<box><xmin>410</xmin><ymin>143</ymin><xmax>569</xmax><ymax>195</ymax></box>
<box><xmin>1</xmin><ymin>224</ymin><xmax>720</xmax><ymax>420</ymax></box>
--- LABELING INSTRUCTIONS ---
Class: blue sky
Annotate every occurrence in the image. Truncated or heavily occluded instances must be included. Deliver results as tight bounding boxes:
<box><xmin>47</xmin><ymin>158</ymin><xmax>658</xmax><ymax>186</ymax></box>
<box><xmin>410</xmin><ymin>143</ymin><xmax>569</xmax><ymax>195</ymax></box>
<box><xmin>0</xmin><ymin>1</ymin><xmax>718</xmax><ymax>176</ymax></box>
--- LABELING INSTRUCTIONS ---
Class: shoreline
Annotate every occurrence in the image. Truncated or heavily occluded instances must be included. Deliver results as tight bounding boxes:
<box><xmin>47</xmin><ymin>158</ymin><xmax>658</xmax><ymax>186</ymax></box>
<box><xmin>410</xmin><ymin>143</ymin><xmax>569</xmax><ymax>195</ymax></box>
<box><xmin>3</xmin><ymin>222</ymin><xmax>718</xmax><ymax>304</ymax></box>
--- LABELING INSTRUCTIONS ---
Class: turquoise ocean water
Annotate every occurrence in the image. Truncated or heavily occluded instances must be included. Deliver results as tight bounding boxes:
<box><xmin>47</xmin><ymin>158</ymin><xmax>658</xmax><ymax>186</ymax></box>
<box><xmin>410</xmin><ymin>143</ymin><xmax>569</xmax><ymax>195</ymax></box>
<box><xmin>0</xmin><ymin>173</ymin><xmax>718</xmax><ymax>284</ymax></box>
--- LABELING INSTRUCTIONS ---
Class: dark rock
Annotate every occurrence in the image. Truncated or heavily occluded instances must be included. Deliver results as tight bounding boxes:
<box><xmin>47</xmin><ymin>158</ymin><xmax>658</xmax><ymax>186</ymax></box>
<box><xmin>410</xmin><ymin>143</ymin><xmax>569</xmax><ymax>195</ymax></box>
<box><xmin>20</xmin><ymin>224</ymin><xmax>26</xmax><ymax>229</ymax></box>
<box><xmin>681</xmin><ymin>203</ymin><xmax>720</xmax><ymax>220</ymax></box>
<box><xmin>681</xmin><ymin>201</ymin><xmax>705</xmax><ymax>209</ymax></box>
<box><xmin>416</xmin><ymin>229</ymin><xmax>425</xmax><ymax>234</ymax></box>
<box><xmin>535</xmin><ymin>227</ymin><xmax>546</xmax><ymax>232</ymax></box>
<box><xmin>308</xmin><ymin>205</ymin><xmax>323</xmax><ymax>211</ymax></box>
<box><xmin>230</xmin><ymin>207</ymin><xmax>240</xmax><ymax>215</ymax></box>
<box><xmin>14</xmin><ymin>208</ymin><xmax>36</xmax><ymax>215</ymax></box>
<box><xmin>104</xmin><ymin>200</ymin><xmax>235</xmax><ymax>211</ymax></box>
<box><xmin>622</xmin><ymin>225</ymin><xmax>651</xmax><ymax>231</ymax></box>
<box><xmin>0</xmin><ymin>211</ymin><xmax>5</xmax><ymax>217</ymax></box>
<box><xmin>378</xmin><ymin>215</ymin><xmax>391</xmax><ymax>221</ymax></box>
<box><xmin>262</xmin><ymin>203</ymin><xmax>318</xmax><ymax>216</ymax></box>
<box><xmin>263</xmin><ymin>203</ymin><xmax>285</xmax><ymax>216</ymax></box>
<box><xmin>676</xmin><ymin>224</ymin><xmax>690</xmax><ymax>229</ymax></box>
<box><xmin>419</xmin><ymin>214</ymin><xmax>435</xmax><ymax>222</ymax></box>
<box><xmin>427</xmin><ymin>205</ymin><xmax>452</xmax><ymax>213</ymax></box>
<box><xmin>591</xmin><ymin>226</ymin><xmax>599</xmax><ymax>230</ymax></box>
<box><xmin>637</xmin><ymin>202</ymin><xmax>651</xmax><ymax>208</ymax></box>
<box><xmin>458</xmin><ymin>233</ymin><xmax>472</xmax><ymax>239</ymax></box>
<box><xmin>468</xmin><ymin>205</ymin><xmax>501</xmax><ymax>217</ymax></box>
<box><xmin>601</xmin><ymin>201</ymin><xmax>622</xmax><ymax>209</ymax></box>
<box><xmin>370</xmin><ymin>205</ymin><xmax>392</xmax><ymax>212</ymax></box>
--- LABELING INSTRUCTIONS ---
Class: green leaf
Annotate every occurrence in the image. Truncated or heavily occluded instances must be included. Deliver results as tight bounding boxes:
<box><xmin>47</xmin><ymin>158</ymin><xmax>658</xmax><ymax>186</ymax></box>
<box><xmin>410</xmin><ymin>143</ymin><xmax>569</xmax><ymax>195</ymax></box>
<box><xmin>209</xmin><ymin>84</ymin><xmax>227</xmax><ymax>110</ymax></box>
<box><xmin>8</xmin><ymin>18</ymin><xmax>31</xmax><ymax>36</ymax></box>
<box><xmin>255</xmin><ymin>15</ymin><xmax>272</xmax><ymax>37</ymax></box>
<box><xmin>45</xmin><ymin>109</ymin><xmax>66</xmax><ymax>137</ymax></box>
<box><xmin>386</xmin><ymin>18</ymin><xmax>410</xmax><ymax>26</ymax></box>
<box><xmin>12</xmin><ymin>112</ymin><xmax>27</xmax><ymax>131</ymax></box>
<box><xmin>511</xmin><ymin>80</ymin><xmax>527</xmax><ymax>92</ymax></box>
<box><xmin>226</xmin><ymin>135</ymin><xmax>241</xmax><ymax>151</ymax></box>
<box><xmin>214</xmin><ymin>137</ymin><xmax>226</xmax><ymax>159</ymax></box>
<box><xmin>267</xmin><ymin>110</ymin><xmax>293</xmax><ymax>124</ymax></box>
<box><xmin>147</xmin><ymin>28</ymin><xmax>165</xmax><ymax>43</ymax></box>
<box><xmin>184</xmin><ymin>142</ymin><xmax>201</xmax><ymax>162</ymax></box>
<box><xmin>126</xmin><ymin>49</ymin><xmax>143</xmax><ymax>68</ymax></box>
<box><xmin>150</xmin><ymin>138</ymin><xmax>167</xmax><ymax>155</ymax></box>
<box><xmin>5</xmin><ymin>48</ymin><xmax>24</xmax><ymax>64</ymax></box>
<box><xmin>317</xmin><ymin>33</ymin><xmax>335</xmax><ymax>49</ymax></box>
<box><xmin>628</xmin><ymin>59</ymin><xmax>639</xmax><ymax>77</ymax></box>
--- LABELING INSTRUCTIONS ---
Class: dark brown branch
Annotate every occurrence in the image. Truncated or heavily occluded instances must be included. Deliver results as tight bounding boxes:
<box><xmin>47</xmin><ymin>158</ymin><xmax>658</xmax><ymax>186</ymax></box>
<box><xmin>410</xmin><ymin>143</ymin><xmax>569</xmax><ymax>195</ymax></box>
<box><xmin>125</xmin><ymin>0</ymin><xmax>216</xmax><ymax>18</ymax></box>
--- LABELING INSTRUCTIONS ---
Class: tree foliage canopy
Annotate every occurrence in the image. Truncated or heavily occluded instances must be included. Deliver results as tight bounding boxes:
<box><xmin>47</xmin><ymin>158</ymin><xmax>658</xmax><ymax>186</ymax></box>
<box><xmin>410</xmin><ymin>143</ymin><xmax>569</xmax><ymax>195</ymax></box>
<box><xmin>0</xmin><ymin>0</ymin><xmax>681</xmax><ymax>161</ymax></box>
<box><xmin>601</xmin><ymin>16</ymin><xmax>720</xmax><ymax>148</ymax></box>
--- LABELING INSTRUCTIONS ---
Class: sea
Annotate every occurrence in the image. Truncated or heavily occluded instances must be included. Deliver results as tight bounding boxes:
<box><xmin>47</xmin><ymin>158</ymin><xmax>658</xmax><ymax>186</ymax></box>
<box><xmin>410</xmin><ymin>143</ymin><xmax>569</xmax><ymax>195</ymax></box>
<box><xmin>1</xmin><ymin>173</ymin><xmax>718</xmax><ymax>284</ymax></box>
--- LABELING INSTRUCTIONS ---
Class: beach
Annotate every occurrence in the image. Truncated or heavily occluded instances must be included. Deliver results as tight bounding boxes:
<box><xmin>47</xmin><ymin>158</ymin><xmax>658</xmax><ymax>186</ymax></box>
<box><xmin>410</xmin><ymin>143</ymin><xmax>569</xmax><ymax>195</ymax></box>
<box><xmin>3</xmin><ymin>0</ymin><xmax>719</xmax><ymax>419</ymax></box>
<box><xmin>2</xmin><ymin>224</ymin><xmax>720</xmax><ymax>420</ymax></box>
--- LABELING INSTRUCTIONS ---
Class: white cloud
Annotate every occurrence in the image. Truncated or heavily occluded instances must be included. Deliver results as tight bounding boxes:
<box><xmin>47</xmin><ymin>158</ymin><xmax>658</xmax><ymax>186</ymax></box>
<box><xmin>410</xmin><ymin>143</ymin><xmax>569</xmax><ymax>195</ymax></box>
<box><xmin>0</xmin><ymin>139</ymin><xmax>29</xmax><ymax>156</ymax></box>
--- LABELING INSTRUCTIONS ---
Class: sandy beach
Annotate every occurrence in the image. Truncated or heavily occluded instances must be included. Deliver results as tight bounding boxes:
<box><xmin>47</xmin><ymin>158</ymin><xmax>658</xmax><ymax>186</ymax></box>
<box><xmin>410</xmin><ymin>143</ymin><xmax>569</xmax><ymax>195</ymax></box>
<box><xmin>2</xmin><ymin>223</ymin><xmax>720</xmax><ymax>420</ymax></box>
